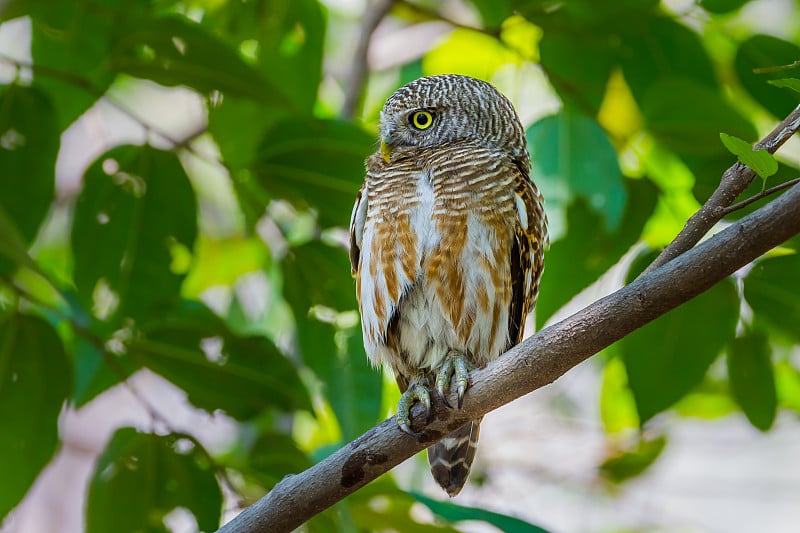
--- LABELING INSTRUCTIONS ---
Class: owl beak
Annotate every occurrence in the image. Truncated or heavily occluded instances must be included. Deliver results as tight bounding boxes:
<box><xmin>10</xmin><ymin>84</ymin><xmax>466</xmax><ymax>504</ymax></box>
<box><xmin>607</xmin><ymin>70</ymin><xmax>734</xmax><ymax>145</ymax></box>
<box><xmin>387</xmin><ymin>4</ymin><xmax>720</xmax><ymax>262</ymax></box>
<box><xmin>380</xmin><ymin>138</ymin><xmax>392</xmax><ymax>163</ymax></box>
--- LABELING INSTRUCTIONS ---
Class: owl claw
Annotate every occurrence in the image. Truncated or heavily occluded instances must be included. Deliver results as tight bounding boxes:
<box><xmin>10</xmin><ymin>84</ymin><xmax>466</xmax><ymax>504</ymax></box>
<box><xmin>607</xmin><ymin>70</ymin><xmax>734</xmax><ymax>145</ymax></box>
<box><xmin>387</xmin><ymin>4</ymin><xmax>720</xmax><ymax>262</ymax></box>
<box><xmin>436</xmin><ymin>352</ymin><xmax>473</xmax><ymax>409</ymax></box>
<box><xmin>397</xmin><ymin>380</ymin><xmax>430</xmax><ymax>439</ymax></box>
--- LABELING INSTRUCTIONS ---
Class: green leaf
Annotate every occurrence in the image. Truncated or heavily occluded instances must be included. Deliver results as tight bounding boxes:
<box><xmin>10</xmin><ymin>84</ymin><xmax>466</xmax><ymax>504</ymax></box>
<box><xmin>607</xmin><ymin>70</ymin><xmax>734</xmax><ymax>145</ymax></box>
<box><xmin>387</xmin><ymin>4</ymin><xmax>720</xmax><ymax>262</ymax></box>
<box><xmin>28</xmin><ymin>0</ymin><xmax>126</xmax><ymax>128</ymax></box>
<box><xmin>699</xmin><ymin>0</ymin><xmax>750</xmax><ymax>13</ymax></box>
<box><xmin>640</xmin><ymin>78</ymin><xmax>756</xmax><ymax>156</ymax></box>
<box><xmin>527</xmin><ymin>109</ymin><xmax>627</xmax><ymax>231</ymax></box>
<box><xmin>468</xmin><ymin>0</ymin><xmax>513</xmax><ymax>27</ymax></box>
<box><xmin>111</xmin><ymin>15</ymin><xmax>291</xmax><ymax>107</ymax></box>
<box><xmin>727</xmin><ymin>330</ymin><xmax>777</xmax><ymax>431</ymax></box>
<box><xmin>735</xmin><ymin>35</ymin><xmax>800</xmax><ymax>118</ymax></box>
<box><xmin>599</xmin><ymin>355</ymin><xmax>640</xmax><ymax>433</ymax></box>
<box><xmin>775</xmin><ymin>361</ymin><xmax>800</xmax><ymax>414</ymax></box>
<box><xmin>71</xmin><ymin>336</ymin><xmax>133</xmax><ymax>408</ymax></box>
<box><xmin>0</xmin><ymin>206</ymin><xmax>40</xmax><ymax>275</ymax></box>
<box><xmin>768</xmin><ymin>78</ymin><xmax>800</xmax><ymax>93</ymax></box>
<box><xmin>0</xmin><ymin>314</ymin><xmax>71</xmax><ymax>520</ymax></box>
<box><xmin>539</xmin><ymin>31</ymin><xmax>615</xmax><ymax>113</ymax></box>
<box><xmin>245</xmin><ymin>431</ymin><xmax>311</xmax><ymax>489</ymax></box>
<box><xmin>282</xmin><ymin>241</ymin><xmax>357</xmax><ymax>314</ymax></box>
<box><xmin>86</xmin><ymin>428</ymin><xmax>221</xmax><ymax>533</ymax></box>
<box><xmin>620</xmin><ymin>279</ymin><xmax>739</xmax><ymax>423</ymax></box>
<box><xmin>536</xmin><ymin>179</ymin><xmax>657</xmax><ymax>328</ymax></box>
<box><xmin>743</xmin><ymin>254</ymin><xmax>800</xmax><ymax>344</ymax></box>
<box><xmin>0</xmin><ymin>85</ymin><xmax>58</xmax><ymax>244</ymax></box>
<box><xmin>412</xmin><ymin>492</ymin><xmax>551</xmax><ymax>532</ymax></box>
<box><xmin>131</xmin><ymin>301</ymin><xmax>311</xmax><ymax>419</ymax></box>
<box><xmin>620</xmin><ymin>16</ymin><xmax>717</xmax><ymax>102</ymax></box>
<box><xmin>599</xmin><ymin>435</ymin><xmax>667</xmax><ymax>483</ymax></box>
<box><xmin>719</xmin><ymin>133</ymin><xmax>778</xmax><ymax>179</ymax></box>
<box><xmin>72</xmin><ymin>146</ymin><xmax>197</xmax><ymax>324</ymax></box>
<box><xmin>252</xmin><ymin>119</ymin><xmax>373</xmax><ymax>229</ymax></box>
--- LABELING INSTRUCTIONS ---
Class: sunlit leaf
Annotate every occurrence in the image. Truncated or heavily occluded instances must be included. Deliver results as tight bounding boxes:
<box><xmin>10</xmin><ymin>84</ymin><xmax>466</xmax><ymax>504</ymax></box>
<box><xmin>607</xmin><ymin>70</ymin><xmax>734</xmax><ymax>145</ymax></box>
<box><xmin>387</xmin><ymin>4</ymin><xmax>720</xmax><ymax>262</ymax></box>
<box><xmin>424</xmin><ymin>28</ymin><xmax>518</xmax><ymax>81</ymax></box>
<box><xmin>743</xmin><ymin>254</ymin><xmax>800</xmax><ymax>344</ymax></box>
<box><xmin>620</xmin><ymin>279</ymin><xmax>738</xmax><ymax>423</ymax></box>
<box><xmin>0</xmin><ymin>314</ymin><xmax>71</xmax><ymax>520</ymax></box>
<box><xmin>727</xmin><ymin>330</ymin><xmax>777</xmax><ymax>431</ymax></box>
<box><xmin>775</xmin><ymin>361</ymin><xmax>800</xmax><ymax>414</ymax></box>
<box><xmin>86</xmin><ymin>428</ymin><xmax>221</xmax><ymax>533</ymax></box>
<box><xmin>719</xmin><ymin>133</ymin><xmax>777</xmax><ymax>179</ymax></box>
<box><xmin>768</xmin><ymin>78</ymin><xmax>800</xmax><ymax>93</ymax></box>
<box><xmin>72</xmin><ymin>146</ymin><xmax>197</xmax><ymax>324</ymax></box>
<box><xmin>527</xmin><ymin>109</ymin><xmax>627</xmax><ymax>231</ymax></box>
<box><xmin>252</xmin><ymin>119</ymin><xmax>373</xmax><ymax>229</ymax></box>
<box><xmin>412</xmin><ymin>492</ymin><xmax>551</xmax><ymax>532</ymax></box>
<box><xmin>599</xmin><ymin>435</ymin><xmax>667</xmax><ymax>483</ymax></box>
<box><xmin>735</xmin><ymin>35</ymin><xmax>800</xmax><ymax>118</ymax></box>
<box><xmin>0</xmin><ymin>85</ymin><xmax>57</xmax><ymax>244</ymax></box>
<box><xmin>131</xmin><ymin>301</ymin><xmax>311</xmax><ymax>419</ymax></box>
<box><xmin>536</xmin><ymin>179</ymin><xmax>657</xmax><ymax>327</ymax></box>
<box><xmin>600</xmin><ymin>355</ymin><xmax>640</xmax><ymax>434</ymax></box>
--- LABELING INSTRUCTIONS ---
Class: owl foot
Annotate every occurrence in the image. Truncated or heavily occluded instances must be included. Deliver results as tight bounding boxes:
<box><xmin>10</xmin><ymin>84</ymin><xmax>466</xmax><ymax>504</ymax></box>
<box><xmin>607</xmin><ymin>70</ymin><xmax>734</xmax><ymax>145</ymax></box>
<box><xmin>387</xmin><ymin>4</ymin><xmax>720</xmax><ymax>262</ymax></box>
<box><xmin>435</xmin><ymin>351</ymin><xmax>475</xmax><ymax>409</ymax></box>
<box><xmin>397</xmin><ymin>376</ymin><xmax>431</xmax><ymax>439</ymax></box>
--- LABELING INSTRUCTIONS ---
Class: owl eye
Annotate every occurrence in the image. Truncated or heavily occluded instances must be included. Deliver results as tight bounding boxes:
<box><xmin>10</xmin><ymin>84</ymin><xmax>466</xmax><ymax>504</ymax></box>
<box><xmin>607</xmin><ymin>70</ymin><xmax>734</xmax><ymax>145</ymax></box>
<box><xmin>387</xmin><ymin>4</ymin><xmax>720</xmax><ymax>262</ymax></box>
<box><xmin>409</xmin><ymin>110</ymin><xmax>434</xmax><ymax>130</ymax></box>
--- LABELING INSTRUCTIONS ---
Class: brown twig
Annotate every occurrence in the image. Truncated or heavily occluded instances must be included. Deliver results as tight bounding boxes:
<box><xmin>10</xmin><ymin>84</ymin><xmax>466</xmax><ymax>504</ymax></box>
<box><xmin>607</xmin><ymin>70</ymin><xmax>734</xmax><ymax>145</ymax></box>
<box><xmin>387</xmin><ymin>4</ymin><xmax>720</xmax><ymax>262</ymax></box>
<box><xmin>719</xmin><ymin>177</ymin><xmax>800</xmax><ymax>216</ymax></box>
<box><xmin>341</xmin><ymin>0</ymin><xmax>397</xmax><ymax>119</ymax></box>
<box><xmin>642</xmin><ymin>104</ymin><xmax>800</xmax><ymax>276</ymax></box>
<box><xmin>217</xmin><ymin>182</ymin><xmax>800</xmax><ymax>533</ymax></box>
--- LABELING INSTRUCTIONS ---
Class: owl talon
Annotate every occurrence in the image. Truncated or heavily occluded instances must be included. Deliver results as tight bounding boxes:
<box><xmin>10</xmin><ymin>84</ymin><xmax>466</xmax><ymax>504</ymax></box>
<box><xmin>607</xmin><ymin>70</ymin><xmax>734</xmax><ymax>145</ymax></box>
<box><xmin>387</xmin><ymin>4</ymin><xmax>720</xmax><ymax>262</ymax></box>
<box><xmin>397</xmin><ymin>379</ymin><xmax>430</xmax><ymax>439</ymax></box>
<box><xmin>436</xmin><ymin>352</ymin><xmax>474</xmax><ymax>409</ymax></box>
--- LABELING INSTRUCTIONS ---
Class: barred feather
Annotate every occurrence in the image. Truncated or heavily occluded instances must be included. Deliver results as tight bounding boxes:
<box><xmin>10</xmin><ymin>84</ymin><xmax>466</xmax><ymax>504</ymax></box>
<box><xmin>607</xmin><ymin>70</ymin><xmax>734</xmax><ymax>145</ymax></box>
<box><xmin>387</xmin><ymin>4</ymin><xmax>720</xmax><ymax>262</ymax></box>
<box><xmin>350</xmin><ymin>75</ymin><xmax>547</xmax><ymax>496</ymax></box>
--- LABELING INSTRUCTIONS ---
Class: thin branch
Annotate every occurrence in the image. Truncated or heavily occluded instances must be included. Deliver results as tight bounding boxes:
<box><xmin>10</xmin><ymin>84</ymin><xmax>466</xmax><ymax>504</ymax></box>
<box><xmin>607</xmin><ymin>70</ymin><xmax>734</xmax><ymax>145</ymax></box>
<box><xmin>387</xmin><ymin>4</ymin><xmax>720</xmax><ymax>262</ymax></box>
<box><xmin>217</xmin><ymin>183</ymin><xmax>800</xmax><ymax>533</ymax></box>
<box><xmin>643</xmin><ymin>104</ymin><xmax>800</xmax><ymax>275</ymax></box>
<box><xmin>341</xmin><ymin>0</ymin><xmax>397</xmax><ymax>119</ymax></box>
<box><xmin>719</xmin><ymin>177</ymin><xmax>800</xmax><ymax>216</ymax></box>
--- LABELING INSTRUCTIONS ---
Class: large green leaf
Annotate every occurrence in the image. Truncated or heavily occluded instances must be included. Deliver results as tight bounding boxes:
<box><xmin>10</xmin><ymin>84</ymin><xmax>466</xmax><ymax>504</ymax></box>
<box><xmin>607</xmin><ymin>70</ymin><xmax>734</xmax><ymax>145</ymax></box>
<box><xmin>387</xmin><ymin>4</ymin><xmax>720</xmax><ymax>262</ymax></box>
<box><xmin>0</xmin><ymin>314</ymin><xmax>71</xmax><ymax>520</ymax></box>
<box><xmin>535</xmin><ymin>179</ymin><xmax>657</xmax><ymax>328</ymax></box>
<box><xmin>243</xmin><ymin>430</ymin><xmax>311</xmax><ymax>489</ymax></box>
<box><xmin>727</xmin><ymin>330</ymin><xmax>776</xmax><ymax>431</ymax></box>
<box><xmin>620</xmin><ymin>279</ymin><xmax>739</xmax><ymax>423</ymax></box>
<box><xmin>111</xmin><ymin>15</ymin><xmax>291</xmax><ymax>107</ymax></box>
<box><xmin>0</xmin><ymin>85</ymin><xmax>58</xmax><ymax>244</ymax></box>
<box><xmin>735</xmin><ymin>35</ymin><xmax>800</xmax><ymax>119</ymax></box>
<box><xmin>130</xmin><ymin>301</ymin><xmax>311</xmax><ymax>419</ymax></box>
<box><xmin>72</xmin><ymin>146</ymin><xmax>197</xmax><ymax>324</ymax></box>
<box><xmin>252</xmin><ymin>119</ymin><xmax>373</xmax><ymax>228</ymax></box>
<box><xmin>620</xmin><ymin>16</ymin><xmax>717</xmax><ymax>101</ymax></box>
<box><xmin>599</xmin><ymin>435</ymin><xmax>667</xmax><ymax>483</ymax></box>
<box><xmin>700</xmin><ymin>0</ymin><xmax>750</xmax><ymax>13</ymax></box>
<box><xmin>743</xmin><ymin>254</ymin><xmax>800</xmax><ymax>344</ymax></box>
<box><xmin>282</xmin><ymin>242</ymin><xmax>380</xmax><ymax>438</ymax></box>
<box><xmin>527</xmin><ymin>110</ymin><xmax>627</xmax><ymax>231</ymax></box>
<box><xmin>27</xmin><ymin>0</ymin><xmax>128</xmax><ymax>128</ymax></box>
<box><xmin>640</xmin><ymin>78</ymin><xmax>756</xmax><ymax>156</ymax></box>
<box><xmin>468</xmin><ymin>0</ymin><xmax>513</xmax><ymax>26</ymax></box>
<box><xmin>412</xmin><ymin>492</ymin><xmax>551</xmax><ymax>532</ymax></box>
<box><xmin>86</xmin><ymin>428</ymin><xmax>221</xmax><ymax>533</ymax></box>
<box><xmin>0</xmin><ymin>206</ymin><xmax>40</xmax><ymax>275</ymax></box>
<box><xmin>539</xmin><ymin>31</ymin><xmax>615</xmax><ymax>113</ymax></box>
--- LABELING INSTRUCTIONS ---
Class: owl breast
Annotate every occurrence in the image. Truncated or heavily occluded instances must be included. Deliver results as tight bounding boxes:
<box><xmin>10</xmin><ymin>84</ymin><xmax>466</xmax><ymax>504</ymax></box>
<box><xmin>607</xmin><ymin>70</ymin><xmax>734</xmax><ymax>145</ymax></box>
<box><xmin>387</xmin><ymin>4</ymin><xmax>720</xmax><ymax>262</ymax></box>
<box><xmin>357</xmin><ymin>145</ymin><xmax>518</xmax><ymax>379</ymax></box>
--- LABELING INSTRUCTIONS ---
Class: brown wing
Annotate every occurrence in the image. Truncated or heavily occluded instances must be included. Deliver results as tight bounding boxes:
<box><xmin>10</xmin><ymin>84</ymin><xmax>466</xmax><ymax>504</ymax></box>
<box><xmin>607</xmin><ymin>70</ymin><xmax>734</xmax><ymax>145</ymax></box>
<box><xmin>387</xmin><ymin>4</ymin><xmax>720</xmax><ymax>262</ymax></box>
<box><xmin>349</xmin><ymin>183</ymin><xmax>367</xmax><ymax>278</ymax></box>
<box><xmin>507</xmin><ymin>162</ymin><xmax>548</xmax><ymax>347</ymax></box>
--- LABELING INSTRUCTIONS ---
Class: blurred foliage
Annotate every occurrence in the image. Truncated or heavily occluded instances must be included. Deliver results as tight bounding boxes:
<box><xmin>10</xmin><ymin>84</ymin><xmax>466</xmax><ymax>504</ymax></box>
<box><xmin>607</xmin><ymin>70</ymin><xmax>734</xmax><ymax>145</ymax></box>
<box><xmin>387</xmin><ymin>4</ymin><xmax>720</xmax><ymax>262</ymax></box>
<box><xmin>0</xmin><ymin>0</ymin><xmax>799</xmax><ymax>531</ymax></box>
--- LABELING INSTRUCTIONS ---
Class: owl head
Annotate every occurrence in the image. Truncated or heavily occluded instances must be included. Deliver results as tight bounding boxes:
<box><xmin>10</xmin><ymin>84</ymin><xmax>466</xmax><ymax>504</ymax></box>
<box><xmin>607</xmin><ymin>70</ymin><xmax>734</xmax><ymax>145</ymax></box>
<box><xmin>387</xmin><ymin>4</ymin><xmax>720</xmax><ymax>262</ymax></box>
<box><xmin>378</xmin><ymin>74</ymin><xmax>528</xmax><ymax>165</ymax></box>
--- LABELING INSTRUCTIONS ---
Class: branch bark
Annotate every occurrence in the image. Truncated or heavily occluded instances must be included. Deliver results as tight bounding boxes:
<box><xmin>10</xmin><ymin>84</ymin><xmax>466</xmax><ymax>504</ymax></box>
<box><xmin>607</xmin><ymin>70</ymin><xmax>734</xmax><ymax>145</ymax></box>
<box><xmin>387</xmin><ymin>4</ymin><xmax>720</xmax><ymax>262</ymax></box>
<box><xmin>340</xmin><ymin>0</ymin><xmax>396</xmax><ymax>119</ymax></box>
<box><xmin>217</xmin><ymin>181</ymin><xmax>800</xmax><ymax>533</ymax></box>
<box><xmin>643</xmin><ymin>104</ymin><xmax>800</xmax><ymax>275</ymax></box>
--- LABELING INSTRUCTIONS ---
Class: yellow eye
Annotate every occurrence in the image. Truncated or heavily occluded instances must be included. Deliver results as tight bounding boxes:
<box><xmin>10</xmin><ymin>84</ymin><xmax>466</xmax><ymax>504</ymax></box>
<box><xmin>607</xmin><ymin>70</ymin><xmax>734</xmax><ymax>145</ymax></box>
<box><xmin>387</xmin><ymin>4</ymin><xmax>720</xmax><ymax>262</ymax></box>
<box><xmin>409</xmin><ymin>110</ymin><xmax>434</xmax><ymax>130</ymax></box>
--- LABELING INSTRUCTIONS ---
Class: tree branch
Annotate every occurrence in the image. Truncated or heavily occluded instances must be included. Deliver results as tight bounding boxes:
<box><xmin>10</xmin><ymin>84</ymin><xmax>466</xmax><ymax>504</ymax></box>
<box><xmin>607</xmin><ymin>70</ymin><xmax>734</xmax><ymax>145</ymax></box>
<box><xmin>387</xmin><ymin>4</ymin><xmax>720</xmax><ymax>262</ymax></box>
<box><xmin>643</xmin><ymin>104</ymin><xmax>800</xmax><ymax>275</ymax></box>
<box><xmin>341</xmin><ymin>0</ymin><xmax>396</xmax><ymax>119</ymax></box>
<box><xmin>217</xmin><ymin>182</ymin><xmax>800</xmax><ymax>533</ymax></box>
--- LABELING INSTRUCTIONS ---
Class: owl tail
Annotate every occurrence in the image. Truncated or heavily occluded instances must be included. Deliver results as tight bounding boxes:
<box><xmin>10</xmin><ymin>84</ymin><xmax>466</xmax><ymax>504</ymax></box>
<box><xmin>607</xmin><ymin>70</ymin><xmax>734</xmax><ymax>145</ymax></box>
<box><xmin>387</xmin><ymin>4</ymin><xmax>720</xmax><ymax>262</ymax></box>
<box><xmin>427</xmin><ymin>418</ymin><xmax>482</xmax><ymax>496</ymax></box>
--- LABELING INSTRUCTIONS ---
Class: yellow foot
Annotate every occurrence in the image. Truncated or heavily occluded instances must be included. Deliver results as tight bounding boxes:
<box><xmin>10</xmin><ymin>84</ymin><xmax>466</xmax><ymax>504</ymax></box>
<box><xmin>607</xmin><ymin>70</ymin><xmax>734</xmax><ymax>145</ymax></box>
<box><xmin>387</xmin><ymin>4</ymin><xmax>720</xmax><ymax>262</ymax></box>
<box><xmin>397</xmin><ymin>376</ymin><xmax>431</xmax><ymax>439</ymax></box>
<box><xmin>435</xmin><ymin>351</ymin><xmax>474</xmax><ymax>409</ymax></box>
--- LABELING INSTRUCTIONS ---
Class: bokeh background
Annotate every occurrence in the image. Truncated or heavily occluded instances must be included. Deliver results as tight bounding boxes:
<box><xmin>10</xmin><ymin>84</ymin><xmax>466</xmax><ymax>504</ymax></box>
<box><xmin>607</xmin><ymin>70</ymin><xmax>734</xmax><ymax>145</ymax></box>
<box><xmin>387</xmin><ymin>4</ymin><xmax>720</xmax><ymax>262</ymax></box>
<box><xmin>1</xmin><ymin>0</ymin><xmax>800</xmax><ymax>531</ymax></box>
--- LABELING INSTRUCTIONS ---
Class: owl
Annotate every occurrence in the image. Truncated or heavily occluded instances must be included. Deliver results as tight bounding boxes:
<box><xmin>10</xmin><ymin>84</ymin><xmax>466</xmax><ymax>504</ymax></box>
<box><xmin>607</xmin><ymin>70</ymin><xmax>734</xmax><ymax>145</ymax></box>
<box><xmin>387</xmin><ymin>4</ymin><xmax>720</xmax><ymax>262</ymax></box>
<box><xmin>349</xmin><ymin>74</ymin><xmax>547</xmax><ymax>496</ymax></box>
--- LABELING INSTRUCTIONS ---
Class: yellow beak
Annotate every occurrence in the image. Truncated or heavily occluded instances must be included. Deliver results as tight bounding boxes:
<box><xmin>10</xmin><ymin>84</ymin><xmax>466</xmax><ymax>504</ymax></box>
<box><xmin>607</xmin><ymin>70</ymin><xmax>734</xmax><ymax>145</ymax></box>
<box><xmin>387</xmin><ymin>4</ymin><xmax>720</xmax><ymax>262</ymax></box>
<box><xmin>380</xmin><ymin>139</ymin><xmax>392</xmax><ymax>163</ymax></box>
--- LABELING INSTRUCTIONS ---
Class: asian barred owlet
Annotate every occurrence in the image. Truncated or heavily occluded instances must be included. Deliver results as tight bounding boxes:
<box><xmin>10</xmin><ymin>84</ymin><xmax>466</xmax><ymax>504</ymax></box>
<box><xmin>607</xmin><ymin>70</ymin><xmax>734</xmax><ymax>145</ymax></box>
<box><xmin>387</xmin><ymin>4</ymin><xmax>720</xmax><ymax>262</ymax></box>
<box><xmin>349</xmin><ymin>74</ymin><xmax>547</xmax><ymax>496</ymax></box>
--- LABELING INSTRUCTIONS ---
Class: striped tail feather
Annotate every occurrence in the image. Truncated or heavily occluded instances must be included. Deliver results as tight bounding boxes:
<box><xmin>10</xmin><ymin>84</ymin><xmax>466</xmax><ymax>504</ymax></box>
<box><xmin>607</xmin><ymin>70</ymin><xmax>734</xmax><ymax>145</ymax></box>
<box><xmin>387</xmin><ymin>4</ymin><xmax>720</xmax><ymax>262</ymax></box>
<box><xmin>427</xmin><ymin>418</ymin><xmax>482</xmax><ymax>496</ymax></box>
